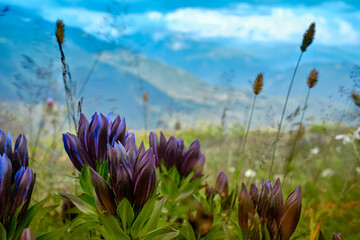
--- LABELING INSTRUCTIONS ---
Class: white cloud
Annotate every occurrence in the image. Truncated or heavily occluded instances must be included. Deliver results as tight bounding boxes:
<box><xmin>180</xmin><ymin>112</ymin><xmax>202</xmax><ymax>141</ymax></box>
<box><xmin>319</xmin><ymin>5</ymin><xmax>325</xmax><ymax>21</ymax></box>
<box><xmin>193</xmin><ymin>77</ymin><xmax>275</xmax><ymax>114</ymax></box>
<box><xmin>147</xmin><ymin>11</ymin><xmax>163</xmax><ymax>21</ymax></box>
<box><xmin>145</xmin><ymin>4</ymin><xmax>359</xmax><ymax>45</ymax></box>
<box><xmin>168</xmin><ymin>41</ymin><xmax>187</xmax><ymax>51</ymax></box>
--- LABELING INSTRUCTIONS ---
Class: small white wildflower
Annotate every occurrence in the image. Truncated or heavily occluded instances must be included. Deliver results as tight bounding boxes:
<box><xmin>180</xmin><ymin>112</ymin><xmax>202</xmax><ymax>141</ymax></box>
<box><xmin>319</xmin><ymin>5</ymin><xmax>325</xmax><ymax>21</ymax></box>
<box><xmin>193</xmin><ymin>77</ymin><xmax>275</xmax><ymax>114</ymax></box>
<box><xmin>353</xmin><ymin>127</ymin><xmax>360</xmax><ymax>140</ymax></box>
<box><xmin>321</xmin><ymin>168</ymin><xmax>334</xmax><ymax>178</ymax></box>
<box><xmin>244</xmin><ymin>169</ymin><xmax>257</xmax><ymax>178</ymax></box>
<box><xmin>356</xmin><ymin>167</ymin><xmax>360</xmax><ymax>174</ymax></box>
<box><xmin>310</xmin><ymin>147</ymin><xmax>320</xmax><ymax>155</ymax></box>
<box><xmin>228</xmin><ymin>167</ymin><xmax>236</xmax><ymax>173</ymax></box>
<box><xmin>335</xmin><ymin>134</ymin><xmax>352</xmax><ymax>144</ymax></box>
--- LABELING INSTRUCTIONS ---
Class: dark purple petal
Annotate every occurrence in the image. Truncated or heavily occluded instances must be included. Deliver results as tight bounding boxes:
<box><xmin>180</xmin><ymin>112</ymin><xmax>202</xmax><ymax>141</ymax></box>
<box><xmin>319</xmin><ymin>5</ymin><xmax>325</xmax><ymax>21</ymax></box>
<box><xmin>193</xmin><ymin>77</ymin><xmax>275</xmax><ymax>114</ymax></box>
<box><xmin>77</xmin><ymin>113</ymin><xmax>89</xmax><ymax>151</ymax></box>
<box><xmin>0</xmin><ymin>154</ymin><xmax>12</xmax><ymax>219</ymax></box>
<box><xmin>278</xmin><ymin>185</ymin><xmax>302</xmax><ymax>240</ymax></box>
<box><xmin>164</xmin><ymin>136</ymin><xmax>177</xmax><ymax>170</ymax></box>
<box><xmin>87</xmin><ymin>113</ymin><xmax>108</xmax><ymax>164</ymax></box>
<box><xmin>149</xmin><ymin>132</ymin><xmax>160</xmax><ymax>167</ymax></box>
<box><xmin>133</xmin><ymin>149</ymin><xmax>156</xmax><ymax>207</ymax></box>
<box><xmin>215</xmin><ymin>171</ymin><xmax>228</xmax><ymax>198</ymax></box>
<box><xmin>12</xmin><ymin>134</ymin><xmax>28</xmax><ymax>178</ymax></box>
<box><xmin>125</xmin><ymin>132</ymin><xmax>137</xmax><ymax>165</ymax></box>
<box><xmin>333</xmin><ymin>233</ymin><xmax>343</xmax><ymax>240</ymax></box>
<box><xmin>90</xmin><ymin>168</ymin><xmax>117</xmax><ymax>214</ymax></box>
<box><xmin>238</xmin><ymin>183</ymin><xmax>256</xmax><ymax>238</ymax></box>
<box><xmin>180</xmin><ymin>140</ymin><xmax>201</xmax><ymax>176</ymax></box>
<box><xmin>10</xmin><ymin>167</ymin><xmax>36</xmax><ymax>222</ymax></box>
<box><xmin>250</xmin><ymin>183</ymin><xmax>260</xmax><ymax>207</ymax></box>
<box><xmin>133</xmin><ymin>142</ymin><xmax>146</xmax><ymax>169</ymax></box>
<box><xmin>159</xmin><ymin>132</ymin><xmax>167</xmax><ymax>160</ymax></box>
<box><xmin>273</xmin><ymin>178</ymin><xmax>283</xmax><ymax>220</ymax></box>
<box><xmin>257</xmin><ymin>180</ymin><xmax>275</xmax><ymax>222</ymax></box>
<box><xmin>108</xmin><ymin>115</ymin><xmax>126</xmax><ymax>146</ymax></box>
<box><xmin>0</xmin><ymin>130</ymin><xmax>6</xmax><ymax>155</ymax></box>
<box><xmin>108</xmin><ymin>143</ymin><xmax>133</xmax><ymax>204</ymax></box>
<box><xmin>63</xmin><ymin>133</ymin><xmax>94</xmax><ymax>171</ymax></box>
<box><xmin>18</xmin><ymin>228</ymin><xmax>36</xmax><ymax>240</ymax></box>
<box><xmin>191</xmin><ymin>153</ymin><xmax>205</xmax><ymax>180</ymax></box>
<box><xmin>3</xmin><ymin>131</ymin><xmax>12</xmax><ymax>161</ymax></box>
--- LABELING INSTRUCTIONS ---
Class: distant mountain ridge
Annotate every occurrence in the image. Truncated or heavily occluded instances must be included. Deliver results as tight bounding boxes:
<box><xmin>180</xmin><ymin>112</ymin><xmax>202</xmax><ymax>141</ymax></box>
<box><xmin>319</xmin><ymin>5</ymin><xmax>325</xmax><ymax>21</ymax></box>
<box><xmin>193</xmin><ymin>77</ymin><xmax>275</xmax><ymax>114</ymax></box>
<box><xmin>0</xmin><ymin>5</ymin><xmax>351</xmax><ymax>129</ymax></box>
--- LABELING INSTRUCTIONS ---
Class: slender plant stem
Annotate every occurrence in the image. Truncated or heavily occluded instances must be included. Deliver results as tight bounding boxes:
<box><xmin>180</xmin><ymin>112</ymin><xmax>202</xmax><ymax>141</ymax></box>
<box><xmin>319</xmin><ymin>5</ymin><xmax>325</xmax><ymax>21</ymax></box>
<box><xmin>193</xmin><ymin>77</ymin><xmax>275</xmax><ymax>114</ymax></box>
<box><xmin>283</xmin><ymin>87</ymin><xmax>311</xmax><ymax>181</ymax></box>
<box><xmin>236</xmin><ymin>95</ymin><xmax>257</xmax><ymax>181</ymax></box>
<box><xmin>335</xmin><ymin>141</ymin><xmax>359</xmax><ymax>210</ymax></box>
<box><xmin>56</xmin><ymin>36</ymin><xmax>72</xmax><ymax>131</ymax></box>
<box><xmin>313</xmin><ymin>102</ymin><xmax>349</xmax><ymax>186</ymax></box>
<box><xmin>269</xmin><ymin>52</ymin><xmax>303</xmax><ymax>178</ymax></box>
<box><xmin>290</xmin><ymin>88</ymin><xmax>311</xmax><ymax>159</ymax></box>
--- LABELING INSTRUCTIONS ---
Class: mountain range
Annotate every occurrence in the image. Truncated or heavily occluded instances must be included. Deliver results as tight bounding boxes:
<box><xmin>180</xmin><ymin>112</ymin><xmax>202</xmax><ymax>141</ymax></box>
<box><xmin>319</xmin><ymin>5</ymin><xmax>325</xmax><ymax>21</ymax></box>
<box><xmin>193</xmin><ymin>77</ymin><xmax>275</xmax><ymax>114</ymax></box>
<box><xmin>0</xmin><ymin>5</ymin><xmax>356</xmax><ymax>130</ymax></box>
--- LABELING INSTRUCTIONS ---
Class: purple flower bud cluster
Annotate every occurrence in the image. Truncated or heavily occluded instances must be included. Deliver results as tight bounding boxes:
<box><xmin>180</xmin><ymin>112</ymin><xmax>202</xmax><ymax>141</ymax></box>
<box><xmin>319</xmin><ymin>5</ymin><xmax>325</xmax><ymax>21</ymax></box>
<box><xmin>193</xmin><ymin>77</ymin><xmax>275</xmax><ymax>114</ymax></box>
<box><xmin>0</xmin><ymin>130</ymin><xmax>35</xmax><ymax>226</ymax></box>
<box><xmin>238</xmin><ymin>178</ymin><xmax>302</xmax><ymax>240</ymax></box>
<box><xmin>63</xmin><ymin>113</ymin><xmax>126</xmax><ymax>171</ymax></box>
<box><xmin>149</xmin><ymin>132</ymin><xmax>205</xmax><ymax>179</ymax></box>
<box><xmin>63</xmin><ymin>113</ymin><xmax>158</xmax><ymax>212</ymax></box>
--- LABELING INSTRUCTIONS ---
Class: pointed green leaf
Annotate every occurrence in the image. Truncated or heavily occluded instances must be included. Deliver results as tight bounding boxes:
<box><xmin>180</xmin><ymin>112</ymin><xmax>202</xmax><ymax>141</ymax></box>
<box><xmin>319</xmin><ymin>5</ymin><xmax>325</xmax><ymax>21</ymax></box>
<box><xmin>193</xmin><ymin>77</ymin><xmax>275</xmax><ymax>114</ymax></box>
<box><xmin>13</xmin><ymin>199</ymin><xmax>52</xmax><ymax>240</ymax></box>
<box><xmin>142</xmin><ymin>226</ymin><xmax>179</xmax><ymax>240</ymax></box>
<box><xmin>141</xmin><ymin>196</ymin><xmax>168</xmax><ymax>235</ymax></box>
<box><xmin>117</xmin><ymin>198</ymin><xmax>135</xmax><ymax>232</ymax></box>
<box><xmin>130</xmin><ymin>197</ymin><xmax>156</xmax><ymax>238</ymax></box>
<box><xmin>100</xmin><ymin>214</ymin><xmax>130</xmax><ymax>240</ymax></box>
<box><xmin>58</xmin><ymin>193</ymin><xmax>97</xmax><ymax>216</ymax></box>
<box><xmin>6</xmin><ymin>201</ymin><xmax>26</xmax><ymax>240</ymax></box>
<box><xmin>98</xmin><ymin>160</ymin><xmax>109</xmax><ymax>181</ymax></box>
<box><xmin>0</xmin><ymin>223</ymin><xmax>6</xmax><ymax>240</ymax></box>
<box><xmin>36</xmin><ymin>226</ymin><xmax>68</xmax><ymax>240</ymax></box>
<box><xmin>79</xmin><ymin>164</ymin><xmax>93</xmax><ymax>196</ymax></box>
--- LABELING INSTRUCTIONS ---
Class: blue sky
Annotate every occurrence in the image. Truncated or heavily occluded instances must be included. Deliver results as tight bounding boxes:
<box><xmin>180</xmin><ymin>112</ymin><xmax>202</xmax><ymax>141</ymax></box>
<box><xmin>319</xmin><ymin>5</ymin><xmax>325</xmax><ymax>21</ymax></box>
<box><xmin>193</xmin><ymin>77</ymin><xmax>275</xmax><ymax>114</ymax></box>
<box><xmin>3</xmin><ymin>0</ymin><xmax>360</xmax><ymax>47</ymax></box>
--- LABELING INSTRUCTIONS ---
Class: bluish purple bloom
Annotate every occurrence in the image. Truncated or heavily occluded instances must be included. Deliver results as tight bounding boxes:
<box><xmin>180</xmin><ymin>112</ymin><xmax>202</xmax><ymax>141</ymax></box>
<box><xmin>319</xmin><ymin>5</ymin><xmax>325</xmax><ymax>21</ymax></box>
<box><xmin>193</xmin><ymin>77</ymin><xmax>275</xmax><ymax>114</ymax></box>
<box><xmin>149</xmin><ymin>132</ymin><xmax>205</xmax><ymax>179</ymax></box>
<box><xmin>63</xmin><ymin>112</ymin><xmax>127</xmax><ymax>171</ymax></box>
<box><xmin>238</xmin><ymin>179</ymin><xmax>302</xmax><ymax>240</ymax></box>
<box><xmin>107</xmin><ymin>141</ymin><xmax>156</xmax><ymax>209</ymax></box>
<box><xmin>0</xmin><ymin>130</ymin><xmax>35</xmax><ymax>228</ymax></box>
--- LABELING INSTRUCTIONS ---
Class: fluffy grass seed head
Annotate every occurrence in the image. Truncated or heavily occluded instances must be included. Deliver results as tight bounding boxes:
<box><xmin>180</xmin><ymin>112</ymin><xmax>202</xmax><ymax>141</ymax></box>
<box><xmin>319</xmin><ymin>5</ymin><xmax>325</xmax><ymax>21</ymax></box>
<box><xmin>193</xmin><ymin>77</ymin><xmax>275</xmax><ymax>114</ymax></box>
<box><xmin>301</xmin><ymin>22</ymin><xmax>315</xmax><ymax>52</ymax></box>
<box><xmin>352</xmin><ymin>91</ymin><xmax>360</xmax><ymax>107</ymax></box>
<box><xmin>143</xmin><ymin>92</ymin><xmax>148</xmax><ymax>103</ymax></box>
<box><xmin>56</xmin><ymin>20</ymin><xmax>65</xmax><ymax>45</ymax></box>
<box><xmin>307</xmin><ymin>69</ymin><xmax>318</xmax><ymax>88</ymax></box>
<box><xmin>253</xmin><ymin>73</ymin><xmax>263</xmax><ymax>95</ymax></box>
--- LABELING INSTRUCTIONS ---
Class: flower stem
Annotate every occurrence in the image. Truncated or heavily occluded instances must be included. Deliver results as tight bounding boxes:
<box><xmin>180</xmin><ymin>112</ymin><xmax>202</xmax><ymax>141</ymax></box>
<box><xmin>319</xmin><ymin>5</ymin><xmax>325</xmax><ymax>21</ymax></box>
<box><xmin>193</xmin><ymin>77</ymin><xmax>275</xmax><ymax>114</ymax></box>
<box><xmin>284</xmin><ymin>87</ymin><xmax>311</xmax><ymax>178</ymax></box>
<box><xmin>236</xmin><ymin>95</ymin><xmax>257</xmax><ymax>181</ymax></box>
<box><xmin>269</xmin><ymin>52</ymin><xmax>303</xmax><ymax>178</ymax></box>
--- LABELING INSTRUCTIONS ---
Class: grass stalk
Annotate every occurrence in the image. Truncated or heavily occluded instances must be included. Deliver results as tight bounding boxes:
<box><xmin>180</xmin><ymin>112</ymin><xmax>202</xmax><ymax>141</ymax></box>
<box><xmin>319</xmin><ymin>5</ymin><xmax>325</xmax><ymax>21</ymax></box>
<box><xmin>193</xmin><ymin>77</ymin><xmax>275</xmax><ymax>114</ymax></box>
<box><xmin>269</xmin><ymin>52</ymin><xmax>303</xmax><ymax>178</ymax></box>
<box><xmin>236</xmin><ymin>95</ymin><xmax>257</xmax><ymax>181</ymax></box>
<box><xmin>284</xmin><ymin>87</ymin><xmax>311</xmax><ymax>179</ymax></box>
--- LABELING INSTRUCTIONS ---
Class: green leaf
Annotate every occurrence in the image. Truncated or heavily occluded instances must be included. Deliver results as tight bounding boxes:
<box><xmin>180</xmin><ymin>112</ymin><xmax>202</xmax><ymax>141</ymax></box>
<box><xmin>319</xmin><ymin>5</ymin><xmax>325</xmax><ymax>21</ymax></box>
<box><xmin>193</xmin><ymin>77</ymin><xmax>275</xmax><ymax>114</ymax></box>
<box><xmin>58</xmin><ymin>193</ymin><xmax>97</xmax><ymax>216</ymax></box>
<box><xmin>142</xmin><ymin>226</ymin><xmax>179</xmax><ymax>240</ymax></box>
<box><xmin>0</xmin><ymin>223</ymin><xmax>6</xmax><ymax>240</ymax></box>
<box><xmin>7</xmin><ymin>201</ymin><xmax>26</xmax><ymax>240</ymax></box>
<box><xmin>140</xmin><ymin>196</ymin><xmax>168</xmax><ymax>235</ymax></box>
<box><xmin>98</xmin><ymin>160</ymin><xmax>109</xmax><ymax>181</ymax></box>
<box><xmin>116</xmin><ymin>198</ymin><xmax>135</xmax><ymax>232</ymax></box>
<box><xmin>79</xmin><ymin>164</ymin><xmax>93</xmax><ymax>196</ymax></box>
<box><xmin>130</xmin><ymin>197</ymin><xmax>156</xmax><ymax>238</ymax></box>
<box><xmin>99</xmin><ymin>214</ymin><xmax>130</xmax><ymax>240</ymax></box>
<box><xmin>13</xmin><ymin>198</ymin><xmax>52</xmax><ymax>240</ymax></box>
<box><xmin>36</xmin><ymin>226</ymin><xmax>68</xmax><ymax>240</ymax></box>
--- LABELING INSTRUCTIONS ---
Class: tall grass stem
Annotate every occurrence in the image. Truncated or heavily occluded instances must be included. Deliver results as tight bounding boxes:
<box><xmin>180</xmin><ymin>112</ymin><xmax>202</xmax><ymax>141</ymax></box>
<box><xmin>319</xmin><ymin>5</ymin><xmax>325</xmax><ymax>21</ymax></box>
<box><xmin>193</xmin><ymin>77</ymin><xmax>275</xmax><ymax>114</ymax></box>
<box><xmin>236</xmin><ymin>95</ymin><xmax>257</xmax><ymax>181</ymax></box>
<box><xmin>269</xmin><ymin>52</ymin><xmax>303</xmax><ymax>177</ymax></box>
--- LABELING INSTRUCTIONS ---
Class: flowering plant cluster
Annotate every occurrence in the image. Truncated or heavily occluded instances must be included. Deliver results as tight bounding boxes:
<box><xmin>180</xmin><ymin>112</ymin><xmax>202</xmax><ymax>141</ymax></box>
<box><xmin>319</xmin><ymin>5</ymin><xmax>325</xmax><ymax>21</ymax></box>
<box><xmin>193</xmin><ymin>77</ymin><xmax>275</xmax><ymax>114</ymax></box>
<box><xmin>57</xmin><ymin>113</ymin><xmax>308</xmax><ymax>240</ymax></box>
